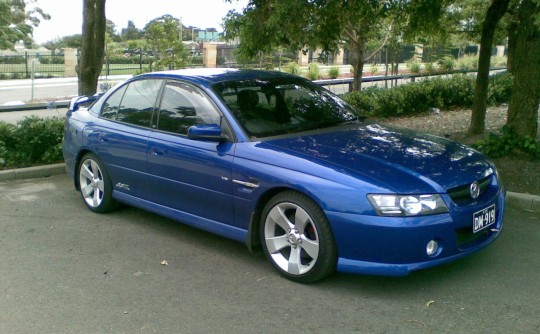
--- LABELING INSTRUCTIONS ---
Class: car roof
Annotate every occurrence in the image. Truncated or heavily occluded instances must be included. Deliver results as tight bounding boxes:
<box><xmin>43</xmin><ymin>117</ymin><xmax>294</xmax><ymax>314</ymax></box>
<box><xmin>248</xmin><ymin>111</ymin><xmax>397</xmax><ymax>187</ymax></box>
<box><xmin>135</xmin><ymin>68</ymin><xmax>299</xmax><ymax>86</ymax></box>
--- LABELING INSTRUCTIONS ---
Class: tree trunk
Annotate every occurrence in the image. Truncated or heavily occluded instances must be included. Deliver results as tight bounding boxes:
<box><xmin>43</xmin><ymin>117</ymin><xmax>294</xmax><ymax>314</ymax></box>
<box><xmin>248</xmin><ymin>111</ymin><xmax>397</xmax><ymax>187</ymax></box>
<box><xmin>506</xmin><ymin>0</ymin><xmax>540</xmax><ymax>139</ymax></box>
<box><xmin>349</xmin><ymin>36</ymin><xmax>367</xmax><ymax>92</ymax></box>
<box><xmin>468</xmin><ymin>0</ymin><xmax>510</xmax><ymax>135</ymax></box>
<box><xmin>78</xmin><ymin>0</ymin><xmax>107</xmax><ymax>96</ymax></box>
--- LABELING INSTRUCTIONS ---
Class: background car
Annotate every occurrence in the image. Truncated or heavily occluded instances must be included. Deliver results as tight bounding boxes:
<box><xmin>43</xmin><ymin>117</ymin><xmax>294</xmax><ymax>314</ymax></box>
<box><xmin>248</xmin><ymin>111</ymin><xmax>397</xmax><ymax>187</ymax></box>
<box><xmin>63</xmin><ymin>68</ymin><xmax>505</xmax><ymax>283</ymax></box>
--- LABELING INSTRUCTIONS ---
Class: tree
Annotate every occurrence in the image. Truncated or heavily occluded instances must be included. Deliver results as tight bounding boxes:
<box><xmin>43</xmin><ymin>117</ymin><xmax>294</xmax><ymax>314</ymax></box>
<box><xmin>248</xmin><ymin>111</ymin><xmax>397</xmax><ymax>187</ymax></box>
<box><xmin>505</xmin><ymin>0</ymin><xmax>540</xmax><ymax>139</ymax></box>
<box><xmin>78</xmin><ymin>0</ymin><xmax>106</xmax><ymax>96</ymax></box>
<box><xmin>224</xmin><ymin>0</ymin><xmax>453</xmax><ymax>91</ymax></box>
<box><xmin>121</xmin><ymin>20</ymin><xmax>143</xmax><ymax>41</ymax></box>
<box><xmin>225</xmin><ymin>1</ymin><xmax>401</xmax><ymax>91</ymax></box>
<box><xmin>144</xmin><ymin>15</ymin><xmax>186</xmax><ymax>71</ymax></box>
<box><xmin>468</xmin><ymin>0</ymin><xmax>511</xmax><ymax>135</ymax></box>
<box><xmin>43</xmin><ymin>34</ymin><xmax>82</xmax><ymax>51</ymax></box>
<box><xmin>0</xmin><ymin>0</ymin><xmax>49</xmax><ymax>49</ymax></box>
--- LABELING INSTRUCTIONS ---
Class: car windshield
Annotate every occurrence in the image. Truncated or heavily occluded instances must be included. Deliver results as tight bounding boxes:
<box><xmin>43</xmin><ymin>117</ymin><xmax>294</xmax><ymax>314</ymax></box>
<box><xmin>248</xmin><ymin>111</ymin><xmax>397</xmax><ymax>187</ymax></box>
<box><xmin>212</xmin><ymin>76</ymin><xmax>359</xmax><ymax>138</ymax></box>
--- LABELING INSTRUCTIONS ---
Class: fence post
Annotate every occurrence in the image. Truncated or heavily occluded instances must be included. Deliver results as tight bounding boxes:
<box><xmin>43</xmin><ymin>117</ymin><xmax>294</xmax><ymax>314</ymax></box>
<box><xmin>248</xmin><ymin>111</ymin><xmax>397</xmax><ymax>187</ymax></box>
<box><xmin>297</xmin><ymin>49</ymin><xmax>309</xmax><ymax>66</ymax></box>
<box><xmin>25</xmin><ymin>52</ymin><xmax>29</xmax><ymax>78</ymax></box>
<box><xmin>203</xmin><ymin>43</ymin><xmax>218</xmax><ymax>68</ymax></box>
<box><xmin>64</xmin><ymin>48</ymin><xmax>78</xmax><ymax>77</ymax></box>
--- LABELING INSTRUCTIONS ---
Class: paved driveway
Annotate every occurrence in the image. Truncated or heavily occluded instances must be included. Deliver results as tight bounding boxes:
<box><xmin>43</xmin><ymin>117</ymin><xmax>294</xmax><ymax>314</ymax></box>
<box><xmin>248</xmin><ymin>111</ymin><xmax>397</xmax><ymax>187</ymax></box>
<box><xmin>1</xmin><ymin>175</ymin><xmax>539</xmax><ymax>333</ymax></box>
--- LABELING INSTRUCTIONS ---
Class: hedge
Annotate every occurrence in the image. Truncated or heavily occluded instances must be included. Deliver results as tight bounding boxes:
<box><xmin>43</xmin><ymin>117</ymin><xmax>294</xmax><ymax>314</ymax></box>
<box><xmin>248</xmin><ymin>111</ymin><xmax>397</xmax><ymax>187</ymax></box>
<box><xmin>0</xmin><ymin>116</ymin><xmax>64</xmax><ymax>169</ymax></box>
<box><xmin>342</xmin><ymin>71</ymin><xmax>513</xmax><ymax>118</ymax></box>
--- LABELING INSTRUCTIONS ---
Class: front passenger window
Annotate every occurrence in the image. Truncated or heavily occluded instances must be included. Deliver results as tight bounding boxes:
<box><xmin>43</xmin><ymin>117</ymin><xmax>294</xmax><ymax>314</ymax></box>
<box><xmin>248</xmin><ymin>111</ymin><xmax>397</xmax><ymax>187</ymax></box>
<box><xmin>157</xmin><ymin>81</ymin><xmax>221</xmax><ymax>135</ymax></box>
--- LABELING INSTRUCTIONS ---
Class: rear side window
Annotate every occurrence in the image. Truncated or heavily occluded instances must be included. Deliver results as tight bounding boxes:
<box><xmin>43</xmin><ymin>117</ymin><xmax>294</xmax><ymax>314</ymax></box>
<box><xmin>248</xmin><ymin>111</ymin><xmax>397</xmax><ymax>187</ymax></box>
<box><xmin>101</xmin><ymin>85</ymin><xmax>127</xmax><ymax>119</ymax></box>
<box><xmin>157</xmin><ymin>81</ymin><xmax>221</xmax><ymax>135</ymax></box>
<box><xmin>101</xmin><ymin>79</ymin><xmax>163</xmax><ymax>127</ymax></box>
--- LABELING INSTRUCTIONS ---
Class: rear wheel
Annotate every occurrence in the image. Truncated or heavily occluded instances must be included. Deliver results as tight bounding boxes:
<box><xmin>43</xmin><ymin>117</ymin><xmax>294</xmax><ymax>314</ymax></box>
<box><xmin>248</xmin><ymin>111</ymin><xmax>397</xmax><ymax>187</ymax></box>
<box><xmin>261</xmin><ymin>191</ymin><xmax>337</xmax><ymax>283</ymax></box>
<box><xmin>78</xmin><ymin>153</ymin><xmax>115</xmax><ymax>213</ymax></box>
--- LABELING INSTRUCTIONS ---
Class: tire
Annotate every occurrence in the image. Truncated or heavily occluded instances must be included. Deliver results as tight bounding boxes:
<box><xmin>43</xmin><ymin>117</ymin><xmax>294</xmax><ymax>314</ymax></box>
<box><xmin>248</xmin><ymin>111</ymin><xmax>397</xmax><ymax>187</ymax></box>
<box><xmin>78</xmin><ymin>153</ymin><xmax>116</xmax><ymax>213</ymax></box>
<box><xmin>260</xmin><ymin>191</ymin><xmax>337</xmax><ymax>283</ymax></box>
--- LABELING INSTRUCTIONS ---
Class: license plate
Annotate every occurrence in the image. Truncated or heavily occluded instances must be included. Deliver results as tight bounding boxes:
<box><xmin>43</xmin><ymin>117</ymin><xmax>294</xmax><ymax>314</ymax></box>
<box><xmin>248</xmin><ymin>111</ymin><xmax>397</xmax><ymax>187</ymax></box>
<box><xmin>473</xmin><ymin>204</ymin><xmax>496</xmax><ymax>233</ymax></box>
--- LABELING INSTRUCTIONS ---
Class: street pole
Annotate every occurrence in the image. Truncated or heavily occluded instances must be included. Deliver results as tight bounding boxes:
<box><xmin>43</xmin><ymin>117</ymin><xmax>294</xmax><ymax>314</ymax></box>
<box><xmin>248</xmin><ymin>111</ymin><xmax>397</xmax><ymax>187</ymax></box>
<box><xmin>31</xmin><ymin>58</ymin><xmax>36</xmax><ymax>101</ymax></box>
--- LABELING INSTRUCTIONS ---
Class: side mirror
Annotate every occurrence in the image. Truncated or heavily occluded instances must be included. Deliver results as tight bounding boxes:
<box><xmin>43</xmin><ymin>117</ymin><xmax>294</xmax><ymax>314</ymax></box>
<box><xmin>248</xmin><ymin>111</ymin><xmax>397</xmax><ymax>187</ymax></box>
<box><xmin>187</xmin><ymin>123</ymin><xmax>227</xmax><ymax>142</ymax></box>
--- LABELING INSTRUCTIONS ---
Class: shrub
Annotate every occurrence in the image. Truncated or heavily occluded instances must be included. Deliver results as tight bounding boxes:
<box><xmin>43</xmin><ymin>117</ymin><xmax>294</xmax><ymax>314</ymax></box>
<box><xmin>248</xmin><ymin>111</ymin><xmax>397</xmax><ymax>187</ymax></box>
<box><xmin>0</xmin><ymin>116</ymin><xmax>64</xmax><ymax>169</ymax></box>
<box><xmin>491</xmin><ymin>56</ymin><xmax>507</xmax><ymax>68</ymax></box>
<box><xmin>370</xmin><ymin>63</ymin><xmax>379</xmax><ymax>75</ymax></box>
<box><xmin>438</xmin><ymin>56</ymin><xmax>456</xmax><ymax>72</ymax></box>
<box><xmin>456</xmin><ymin>54</ymin><xmax>478</xmax><ymax>71</ymax></box>
<box><xmin>406</xmin><ymin>60</ymin><xmax>422</xmax><ymax>73</ymax></box>
<box><xmin>286</xmin><ymin>62</ymin><xmax>301</xmax><ymax>75</ymax></box>
<box><xmin>328</xmin><ymin>66</ymin><xmax>340</xmax><ymax>79</ymax></box>
<box><xmin>342</xmin><ymin>72</ymin><xmax>513</xmax><ymax>118</ymax></box>
<box><xmin>424</xmin><ymin>62</ymin><xmax>437</xmax><ymax>73</ymax></box>
<box><xmin>487</xmin><ymin>71</ymin><xmax>513</xmax><ymax>105</ymax></box>
<box><xmin>307</xmin><ymin>62</ymin><xmax>321</xmax><ymax>80</ymax></box>
<box><xmin>474</xmin><ymin>127</ymin><xmax>540</xmax><ymax>160</ymax></box>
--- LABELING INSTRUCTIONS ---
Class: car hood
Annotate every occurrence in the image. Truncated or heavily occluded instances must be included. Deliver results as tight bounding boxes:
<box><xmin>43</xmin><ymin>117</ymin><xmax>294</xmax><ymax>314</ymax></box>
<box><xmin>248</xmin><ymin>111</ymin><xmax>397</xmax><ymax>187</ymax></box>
<box><xmin>260</xmin><ymin>123</ymin><xmax>494</xmax><ymax>193</ymax></box>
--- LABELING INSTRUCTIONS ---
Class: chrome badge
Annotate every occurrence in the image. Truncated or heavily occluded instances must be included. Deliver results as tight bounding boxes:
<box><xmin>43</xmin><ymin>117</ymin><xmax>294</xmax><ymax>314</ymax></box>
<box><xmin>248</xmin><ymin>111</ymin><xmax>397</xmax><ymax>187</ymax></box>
<box><xmin>470</xmin><ymin>181</ymin><xmax>480</xmax><ymax>199</ymax></box>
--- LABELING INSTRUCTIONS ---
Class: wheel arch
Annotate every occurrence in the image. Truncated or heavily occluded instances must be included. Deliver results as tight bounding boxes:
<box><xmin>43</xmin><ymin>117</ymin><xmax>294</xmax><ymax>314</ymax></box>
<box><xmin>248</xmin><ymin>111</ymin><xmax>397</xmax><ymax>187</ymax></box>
<box><xmin>246</xmin><ymin>185</ymin><xmax>330</xmax><ymax>252</ymax></box>
<box><xmin>73</xmin><ymin>149</ymin><xmax>95</xmax><ymax>190</ymax></box>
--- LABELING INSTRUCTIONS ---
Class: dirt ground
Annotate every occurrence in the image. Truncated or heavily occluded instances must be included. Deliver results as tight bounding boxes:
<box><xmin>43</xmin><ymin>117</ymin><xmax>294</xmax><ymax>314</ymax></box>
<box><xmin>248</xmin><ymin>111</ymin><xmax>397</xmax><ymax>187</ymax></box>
<box><xmin>373</xmin><ymin>106</ymin><xmax>540</xmax><ymax>196</ymax></box>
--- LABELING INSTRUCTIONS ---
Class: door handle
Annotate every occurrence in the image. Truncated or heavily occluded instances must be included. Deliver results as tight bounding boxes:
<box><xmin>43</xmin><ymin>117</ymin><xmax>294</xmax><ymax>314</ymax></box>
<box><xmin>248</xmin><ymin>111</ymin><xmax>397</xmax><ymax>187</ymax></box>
<box><xmin>152</xmin><ymin>147</ymin><xmax>164</xmax><ymax>157</ymax></box>
<box><xmin>98</xmin><ymin>133</ymin><xmax>108</xmax><ymax>143</ymax></box>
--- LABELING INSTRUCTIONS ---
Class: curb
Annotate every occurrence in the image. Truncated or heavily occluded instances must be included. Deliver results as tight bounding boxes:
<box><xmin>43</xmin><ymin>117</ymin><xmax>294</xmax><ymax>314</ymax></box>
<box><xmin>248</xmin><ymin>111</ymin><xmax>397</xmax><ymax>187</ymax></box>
<box><xmin>1</xmin><ymin>163</ymin><xmax>539</xmax><ymax>214</ymax></box>
<box><xmin>506</xmin><ymin>192</ymin><xmax>540</xmax><ymax>214</ymax></box>
<box><xmin>0</xmin><ymin>163</ymin><xmax>66</xmax><ymax>182</ymax></box>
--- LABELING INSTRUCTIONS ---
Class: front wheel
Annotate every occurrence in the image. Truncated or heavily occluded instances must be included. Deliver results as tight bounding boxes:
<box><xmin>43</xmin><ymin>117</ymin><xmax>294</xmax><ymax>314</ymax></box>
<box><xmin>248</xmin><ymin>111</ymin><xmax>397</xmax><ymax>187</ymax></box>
<box><xmin>78</xmin><ymin>153</ymin><xmax>116</xmax><ymax>213</ymax></box>
<box><xmin>261</xmin><ymin>191</ymin><xmax>337</xmax><ymax>283</ymax></box>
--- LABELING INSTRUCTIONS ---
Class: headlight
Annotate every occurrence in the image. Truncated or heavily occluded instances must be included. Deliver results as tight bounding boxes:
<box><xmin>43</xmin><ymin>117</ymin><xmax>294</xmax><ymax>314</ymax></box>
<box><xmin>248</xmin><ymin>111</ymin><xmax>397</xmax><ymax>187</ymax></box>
<box><xmin>368</xmin><ymin>194</ymin><xmax>449</xmax><ymax>216</ymax></box>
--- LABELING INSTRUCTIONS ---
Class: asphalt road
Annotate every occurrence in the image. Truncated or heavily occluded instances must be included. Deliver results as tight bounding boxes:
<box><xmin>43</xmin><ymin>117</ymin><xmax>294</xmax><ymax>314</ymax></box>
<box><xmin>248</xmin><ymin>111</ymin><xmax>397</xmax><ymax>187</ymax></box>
<box><xmin>1</xmin><ymin>174</ymin><xmax>539</xmax><ymax>334</ymax></box>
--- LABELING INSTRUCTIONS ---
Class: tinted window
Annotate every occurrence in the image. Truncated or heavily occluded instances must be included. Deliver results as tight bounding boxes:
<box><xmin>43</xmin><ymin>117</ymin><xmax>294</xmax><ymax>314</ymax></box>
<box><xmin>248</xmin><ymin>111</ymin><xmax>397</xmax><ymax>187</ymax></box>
<box><xmin>114</xmin><ymin>79</ymin><xmax>162</xmax><ymax>127</ymax></box>
<box><xmin>101</xmin><ymin>85</ymin><xmax>127</xmax><ymax>120</ymax></box>
<box><xmin>157</xmin><ymin>81</ymin><xmax>221</xmax><ymax>135</ymax></box>
<box><xmin>213</xmin><ymin>77</ymin><xmax>358</xmax><ymax>138</ymax></box>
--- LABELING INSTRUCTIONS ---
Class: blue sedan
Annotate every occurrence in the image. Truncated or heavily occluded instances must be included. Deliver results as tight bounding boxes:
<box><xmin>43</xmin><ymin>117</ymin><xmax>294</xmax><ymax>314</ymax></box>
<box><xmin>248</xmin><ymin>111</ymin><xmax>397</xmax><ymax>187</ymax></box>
<box><xmin>62</xmin><ymin>68</ymin><xmax>505</xmax><ymax>282</ymax></box>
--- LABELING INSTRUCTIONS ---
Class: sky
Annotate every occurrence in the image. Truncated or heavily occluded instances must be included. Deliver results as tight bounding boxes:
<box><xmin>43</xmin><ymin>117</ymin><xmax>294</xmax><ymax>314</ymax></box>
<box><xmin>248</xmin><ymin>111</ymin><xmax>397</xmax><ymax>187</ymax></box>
<box><xmin>32</xmin><ymin>0</ymin><xmax>248</xmax><ymax>44</ymax></box>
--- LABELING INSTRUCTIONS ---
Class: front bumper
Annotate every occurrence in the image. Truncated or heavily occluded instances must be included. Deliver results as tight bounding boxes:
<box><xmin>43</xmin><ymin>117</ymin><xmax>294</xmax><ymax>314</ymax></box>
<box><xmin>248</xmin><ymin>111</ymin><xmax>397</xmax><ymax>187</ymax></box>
<box><xmin>328</xmin><ymin>189</ymin><xmax>505</xmax><ymax>276</ymax></box>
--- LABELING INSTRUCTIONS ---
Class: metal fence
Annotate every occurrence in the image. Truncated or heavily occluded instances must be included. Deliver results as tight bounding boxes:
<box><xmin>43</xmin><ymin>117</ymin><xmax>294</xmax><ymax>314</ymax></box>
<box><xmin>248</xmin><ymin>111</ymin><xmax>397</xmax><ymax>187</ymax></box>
<box><xmin>0</xmin><ymin>52</ymin><xmax>64</xmax><ymax>79</ymax></box>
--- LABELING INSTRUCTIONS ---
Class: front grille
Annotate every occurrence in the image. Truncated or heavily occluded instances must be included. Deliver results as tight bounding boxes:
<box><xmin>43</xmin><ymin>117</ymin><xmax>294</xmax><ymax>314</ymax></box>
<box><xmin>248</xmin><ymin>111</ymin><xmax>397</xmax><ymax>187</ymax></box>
<box><xmin>448</xmin><ymin>175</ymin><xmax>491</xmax><ymax>205</ymax></box>
<box><xmin>455</xmin><ymin>226</ymin><xmax>491</xmax><ymax>249</ymax></box>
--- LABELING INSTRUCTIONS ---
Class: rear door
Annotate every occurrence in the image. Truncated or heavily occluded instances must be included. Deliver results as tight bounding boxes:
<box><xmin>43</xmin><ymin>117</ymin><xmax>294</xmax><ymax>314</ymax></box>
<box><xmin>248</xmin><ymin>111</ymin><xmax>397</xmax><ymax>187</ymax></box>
<box><xmin>93</xmin><ymin>78</ymin><xmax>163</xmax><ymax>200</ymax></box>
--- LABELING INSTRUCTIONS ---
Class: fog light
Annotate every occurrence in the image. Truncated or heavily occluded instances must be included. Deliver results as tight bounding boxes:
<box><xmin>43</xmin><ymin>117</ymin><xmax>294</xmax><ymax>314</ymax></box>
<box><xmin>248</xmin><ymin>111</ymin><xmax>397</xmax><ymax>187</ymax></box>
<box><xmin>426</xmin><ymin>240</ymin><xmax>439</xmax><ymax>256</ymax></box>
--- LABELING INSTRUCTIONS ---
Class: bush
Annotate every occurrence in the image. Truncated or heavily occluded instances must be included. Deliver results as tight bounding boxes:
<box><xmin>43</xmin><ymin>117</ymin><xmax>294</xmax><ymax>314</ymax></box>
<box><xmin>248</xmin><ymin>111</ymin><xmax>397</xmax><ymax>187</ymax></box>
<box><xmin>406</xmin><ymin>60</ymin><xmax>422</xmax><ymax>73</ymax></box>
<box><xmin>0</xmin><ymin>116</ymin><xmax>64</xmax><ymax>169</ymax></box>
<box><xmin>474</xmin><ymin>127</ymin><xmax>540</xmax><ymax>160</ymax></box>
<box><xmin>491</xmin><ymin>56</ymin><xmax>507</xmax><ymax>68</ymax></box>
<box><xmin>285</xmin><ymin>62</ymin><xmax>301</xmax><ymax>75</ymax></box>
<box><xmin>328</xmin><ymin>66</ymin><xmax>340</xmax><ymax>79</ymax></box>
<box><xmin>424</xmin><ymin>62</ymin><xmax>437</xmax><ymax>73</ymax></box>
<box><xmin>456</xmin><ymin>54</ymin><xmax>478</xmax><ymax>71</ymax></box>
<box><xmin>342</xmin><ymin>72</ymin><xmax>513</xmax><ymax>118</ymax></box>
<box><xmin>307</xmin><ymin>62</ymin><xmax>321</xmax><ymax>80</ymax></box>
<box><xmin>438</xmin><ymin>56</ymin><xmax>456</xmax><ymax>72</ymax></box>
<box><xmin>38</xmin><ymin>56</ymin><xmax>64</xmax><ymax>65</ymax></box>
<box><xmin>487</xmin><ymin>71</ymin><xmax>513</xmax><ymax>105</ymax></box>
<box><xmin>370</xmin><ymin>63</ymin><xmax>379</xmax><ymax>75</ymax></box>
